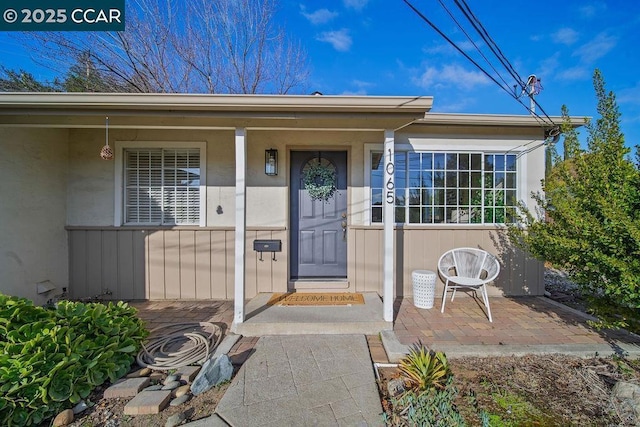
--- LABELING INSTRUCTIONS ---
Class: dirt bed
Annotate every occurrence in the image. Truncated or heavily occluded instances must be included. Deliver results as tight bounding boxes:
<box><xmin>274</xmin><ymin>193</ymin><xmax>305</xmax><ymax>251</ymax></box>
<box><xmin>379</xmin><ymin>354</ymin><xmax>640</xmax><ymax>426</ymax></box>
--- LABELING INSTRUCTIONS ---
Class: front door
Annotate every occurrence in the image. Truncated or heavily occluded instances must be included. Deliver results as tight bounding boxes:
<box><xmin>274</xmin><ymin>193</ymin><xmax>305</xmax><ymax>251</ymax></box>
<box><xmin>290</xmin><ymin>151</ymin><xmax>347</xmax><ymax>279</ymax></box>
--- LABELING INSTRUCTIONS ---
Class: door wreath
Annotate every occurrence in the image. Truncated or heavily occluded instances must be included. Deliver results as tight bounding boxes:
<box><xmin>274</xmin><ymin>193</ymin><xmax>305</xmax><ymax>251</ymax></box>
<box><xmin>303</xmin><ymin>158</ymin><xmax>337</xmax><ymax>202</ymax></box>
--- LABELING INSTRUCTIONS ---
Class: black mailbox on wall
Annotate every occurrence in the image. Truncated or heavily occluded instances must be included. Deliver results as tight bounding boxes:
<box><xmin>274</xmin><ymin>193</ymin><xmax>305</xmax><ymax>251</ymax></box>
<box><xmin>253</xmin><ymin>239</ymin><xmax>282</xmax><ymax>261</ymax></box>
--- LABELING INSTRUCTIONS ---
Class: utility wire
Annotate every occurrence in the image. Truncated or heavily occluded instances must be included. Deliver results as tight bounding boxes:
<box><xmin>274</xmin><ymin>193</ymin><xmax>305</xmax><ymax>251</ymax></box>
<box><xmin>400</xmin><ymin>1</ymin><xmax>523</xmax><ymax>112</ymax></box>
<box><xmin>435</xmin><ymin>0</ymin><xmax>514</xmax><ymax>94</ymax></box>
<box><xmin>403</xmin><ymin>0</ymin><xmax>557</xmax><ymax>129</ymax></box>
<box><xmin>454</xmin><ymin>0</ymin><xmax>556</xmax><ymax>125</ymax></box>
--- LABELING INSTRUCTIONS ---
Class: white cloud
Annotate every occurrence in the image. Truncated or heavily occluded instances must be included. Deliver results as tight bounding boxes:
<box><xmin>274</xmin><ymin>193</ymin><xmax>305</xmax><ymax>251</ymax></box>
<box><xmin>413</xmin><ymin>64</ymin><xmax>490</xmax><ymax>91</ymax></box>
<box><xmin>579</xmin><ymin>2</ymin><xmax>606</xmax><ymax>19</ymax></box>
<box><xmin>300</xmin><ymin>6</ymin><xmax>338</xmax><ymax>25</ymax></box>
<box><xmin>316</xmin><ymin>29</ymin><xmax>352</xmax><ymax>52</ymax></box>
<box><xmin>343</xmin><ymin>0</ymin><xmax>369</xmax><ymax>11</ymax></box>
<box><xmin>538</xmin><ymin>52</ymin><xmax>561</xmax><ymax>78</ymax></box>
<box><xmin>573</xmin><ymin>32</ymin><xmax>617</xmax><ymax>63</ymax></box>
<box><xmin>433</xmin><ymin>98</ymin><xmax>478</xmax><ymax>113</ymax></box>
<box><xmin>552</xmin><ymin>28</ymin><xmax>579</xmax><ymax>45</ymax></box>
<box><xmin>618</xmin><ymin>82</ymin><xmax>640</xmax><ymax>106</ymax></box>
<box><xmin>557</xmin><ymin>66</ymin><xmax>590</xmax><ymax>81</ymax></box>
<box><xmin>424</xmin><ymin>40</ymin><xmax>479</xmax><ymax>55</ymax></box>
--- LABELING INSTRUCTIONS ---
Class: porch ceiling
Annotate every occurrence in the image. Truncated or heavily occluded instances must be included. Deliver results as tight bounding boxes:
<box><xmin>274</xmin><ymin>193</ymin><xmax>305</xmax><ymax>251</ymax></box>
<box><xmin>0</xmin><ymin>93</ymin><xmax>433</xmax><ymax>131</ymax></box>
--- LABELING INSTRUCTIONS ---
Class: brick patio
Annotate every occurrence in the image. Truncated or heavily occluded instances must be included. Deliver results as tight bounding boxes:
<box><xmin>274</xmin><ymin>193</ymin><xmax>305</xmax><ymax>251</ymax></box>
<box><xmin>130</xmin><ymin>295</ymin><xmax>640</xmax><ymax>352</ymax></box>
<box><xmin>393</xmin><ymin>295</ymin><xmax>640</xmax><ymax>348</ymax></box>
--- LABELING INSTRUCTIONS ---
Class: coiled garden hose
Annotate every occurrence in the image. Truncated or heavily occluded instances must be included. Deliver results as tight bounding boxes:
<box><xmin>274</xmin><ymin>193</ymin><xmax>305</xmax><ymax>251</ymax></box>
<box><xmin>136</xmin><ymin>322</ymin><xmax>223</xmax><ymax>370</ymax></box>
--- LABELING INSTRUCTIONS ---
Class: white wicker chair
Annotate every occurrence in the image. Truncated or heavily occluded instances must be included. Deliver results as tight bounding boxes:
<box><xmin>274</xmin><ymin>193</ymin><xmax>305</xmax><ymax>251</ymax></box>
<box><xmin>437</xmin><ymin>247</ymin><xmax>500</xmax><ymax>322</ymax></box>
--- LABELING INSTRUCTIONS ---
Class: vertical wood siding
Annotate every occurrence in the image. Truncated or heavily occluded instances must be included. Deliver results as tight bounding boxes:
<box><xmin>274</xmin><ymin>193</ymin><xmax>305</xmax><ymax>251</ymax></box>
<box><xmin>350</xmin><ymin>226</ymin><xmax>543</xmax><ymax>296</ymax></box>
<box><xmin>69</xmin><ymin>226</ymin><xmax>541</xmax><ymax>301</ymax></box>
<box><xmin>68</xmin><ymin>228</ymin><xmax>287</xmax><ymax>300</ymax></box>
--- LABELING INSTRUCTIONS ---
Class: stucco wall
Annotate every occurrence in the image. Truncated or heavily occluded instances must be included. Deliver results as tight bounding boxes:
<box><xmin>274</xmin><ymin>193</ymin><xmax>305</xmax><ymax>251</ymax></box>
<box><xmin>0</xmin><ymin>127</ymin><xmax>69</xmax><ymax>303</ymax></box>
<box><xmin>66</xmin><ymin>128</ymin><xmax>381</xmax><ymax>228</ymax></box>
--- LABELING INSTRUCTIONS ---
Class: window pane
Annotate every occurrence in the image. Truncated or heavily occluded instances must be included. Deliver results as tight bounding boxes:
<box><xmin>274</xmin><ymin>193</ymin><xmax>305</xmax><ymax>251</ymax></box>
<box><xmin>372</xmin><ymin>207</ymin><xmax>382</xmax><ymax>223</ymax></box>
<box><xmin>458</xmin><ymin>153</ymin><xmax>469</xmax><ymax>170</ymax></box>
<box><xmin>422</xmin><ymin>153</ymin><xmax>433</xmax><ymax>169</ymax></box>
<box><xmin>445</xmin><ymin>172</ymin><xmax>457</xmax><ymax>187</ymax></box>
<box><xmin>395</xmin><ymin>207</ymin><xmax>405</xmax><ymax>223</ymax></box>
<box><xmin>408</xmin><ymin>152</ymin><xmax>421</xmax><ymax>170</ymax></box>
<box><xmin>471</xmin><ymin>154</ymin><xmax>482</xmax><ymax>170</ymax></box>
<box><xmin>495</xmin><ymin>155</ymin><xmax>505</xmax><ymax>171</ymax></box>
<box><xmin>506</xmin><ymin>155</ymin><xmax>517</xmax><ymax>171</ymax></box>
<box><xmin>434</xmin><ymin>171</ymin><xmax>445</xmax><ymax>187</ymax></box>
<box><xmin>371</xmin><ymin>188</ymin><xmax>382</xmax><ymax>206</ymax></box>
<box><xmin>422</xmin><ymin>171</ymin><xmax>433</xmax><ymax>187</ymax></box>
<box><xmin>409</xmin><ymin>170</ymin><xmax>421</xmax><ymax>187</ymax></box>
<box><xmin>409</xmin><ymin>207</ymin><xmax>421</xmax><ymax>223</ymax></box>
<box><xmin>446</xmin><ymin>153</ymin><xmax>457</xmax><ymax>170</ymax></box>
<box><xmin>422</xmin><ymin>207</ymin><xmax>433</xmax><ymax>223</ymax></box>
<box><xmin>434</xmin><ymin>153</ymin><xmax>445</xmax><ymax>170</ymax></box>
<box><xmin>485</xmin><ymin>155</ymin><xmax>494</xmax><ymax>171</ymax></box>
<box><xmin>395</xmin><ymin>189</ymin><xmax>406</xmax><ymax>206</ymax></box>
<box><xmin>459</xmin><ymin>172</ymin><xmax>470</xmax><ymax>188</ymax></box>
<box><xmin>422</xmin><ymin>188</ymin><xmax>433</xmax><ymax>204</ymax></box>
<box><xmin>433</xmin><ymin>207</ymin><xmax>445</xmax><ymax>223</ymax></box>
<box><xmin>409</xmin><ymin>189</ymin><xmax>421</xmax><ymax>206</ymax></box>
<box><xmin>506</xmin><ymin>173</ymin><xmax>516</xmax><ymax>189</ymax></box>
<box><xmin>471</xmin><ymin>172</ymin><xmax>482</xmax><ymax>188</ymax></box>
<box><xmin>434</xmin><ymin>189</ymin><xmax>445</xmax><ymax>204</ymax></box>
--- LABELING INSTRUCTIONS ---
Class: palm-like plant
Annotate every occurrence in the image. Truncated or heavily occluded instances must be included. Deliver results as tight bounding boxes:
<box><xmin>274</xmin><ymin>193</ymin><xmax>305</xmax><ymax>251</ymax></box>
<box><xmin>398</xmin><ymin>342</ymin><xmax>450</xmax><ymax>394</ymax></box>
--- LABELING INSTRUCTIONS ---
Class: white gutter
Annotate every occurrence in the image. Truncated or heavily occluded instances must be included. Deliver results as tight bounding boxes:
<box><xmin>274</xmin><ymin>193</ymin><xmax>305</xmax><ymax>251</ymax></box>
<box><xmin>0</xmin><ymin>92</ymin><xmax>433</xmax><ymax>114</ymax></box>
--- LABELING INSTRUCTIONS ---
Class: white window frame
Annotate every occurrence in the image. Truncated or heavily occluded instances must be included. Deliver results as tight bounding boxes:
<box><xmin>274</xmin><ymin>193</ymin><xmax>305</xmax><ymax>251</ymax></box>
<box><xmin>364</xmin><ymin>141</ymin><xmax>528</xmax><ymax>226</ymax></box>
<box><xmin>114</xmin><ymin>141</ymin><xmax>207</xmax><ymax>227</ymax></box>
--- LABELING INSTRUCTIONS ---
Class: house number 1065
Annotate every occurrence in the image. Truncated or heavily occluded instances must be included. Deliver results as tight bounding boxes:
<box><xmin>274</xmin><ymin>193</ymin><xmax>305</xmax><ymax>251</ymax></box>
<box><xmin>385</xmin><ymin>148</ymin><xmax>394</xmax><ymax>204</ymax></box>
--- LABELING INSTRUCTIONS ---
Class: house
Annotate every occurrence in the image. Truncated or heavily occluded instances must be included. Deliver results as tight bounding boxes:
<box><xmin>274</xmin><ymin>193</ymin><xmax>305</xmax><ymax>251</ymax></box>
<box><xmin>0</xmin><ymin>92</ymin><xmax>557</xmax><ymax>329</ymax></box>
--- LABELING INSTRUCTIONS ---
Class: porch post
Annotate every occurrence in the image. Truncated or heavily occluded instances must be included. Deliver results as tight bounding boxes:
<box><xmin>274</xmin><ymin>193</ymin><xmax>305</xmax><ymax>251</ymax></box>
<box><xmin>383</xmin><ymin>129</ymin><xmax>395</xmax><ymax>322</ymax></box>
<box><xmin>234</xmin><ymin>128</ymin><xmax>247</xmax><ymax>325</ymax></box>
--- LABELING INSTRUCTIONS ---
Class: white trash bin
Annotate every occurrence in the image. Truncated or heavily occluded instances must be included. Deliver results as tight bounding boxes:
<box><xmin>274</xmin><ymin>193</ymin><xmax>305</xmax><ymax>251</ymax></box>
<box><xmin>412</xmin><ymin>270</ymin><xmax>437</xmax><ymax>309</ymax></box>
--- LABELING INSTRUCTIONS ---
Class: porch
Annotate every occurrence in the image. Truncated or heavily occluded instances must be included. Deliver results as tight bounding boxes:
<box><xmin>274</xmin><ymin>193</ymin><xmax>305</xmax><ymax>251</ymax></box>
<box><xmin>131</xmin><ymin>294</ymin><xmax>640</xmax><ymax>359</ymax></box>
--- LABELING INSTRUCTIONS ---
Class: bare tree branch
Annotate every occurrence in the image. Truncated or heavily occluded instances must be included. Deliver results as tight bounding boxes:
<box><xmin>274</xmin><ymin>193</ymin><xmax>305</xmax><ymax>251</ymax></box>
<box><xmin>17</xmin><ymin>0</ymin><xmax>308</xmax><ymax>94</ymax></box>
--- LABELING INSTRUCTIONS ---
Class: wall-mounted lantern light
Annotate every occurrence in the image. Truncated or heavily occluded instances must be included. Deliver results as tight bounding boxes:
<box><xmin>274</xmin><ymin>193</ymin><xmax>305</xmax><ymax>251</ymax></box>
<box><xmin>265</xmin><ymin>148</ymin><xmax>278</xmax><ymax>176</ymax></box>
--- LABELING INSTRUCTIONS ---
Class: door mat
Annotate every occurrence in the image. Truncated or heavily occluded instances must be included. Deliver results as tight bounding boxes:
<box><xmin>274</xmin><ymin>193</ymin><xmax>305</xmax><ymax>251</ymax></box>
<box><xmin>267</xmin><ymin>293</ymin><xmax>365</xmax><ymax>306</ymax></box>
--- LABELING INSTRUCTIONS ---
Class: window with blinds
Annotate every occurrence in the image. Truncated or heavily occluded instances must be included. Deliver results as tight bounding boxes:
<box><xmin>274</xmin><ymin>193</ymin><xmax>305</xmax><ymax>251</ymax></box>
<box><xmin>124</xmin><ymin>148</ymin><xmax>201</xmax><ymax>225</ymax></box>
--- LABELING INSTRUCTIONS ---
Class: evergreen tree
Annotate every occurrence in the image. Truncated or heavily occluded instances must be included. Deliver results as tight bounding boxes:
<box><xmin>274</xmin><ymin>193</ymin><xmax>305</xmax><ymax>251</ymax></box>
<box><xmin>510</xmin><ymin>69</ymin><xmax>640</xmax><ymax>331</ymax></box>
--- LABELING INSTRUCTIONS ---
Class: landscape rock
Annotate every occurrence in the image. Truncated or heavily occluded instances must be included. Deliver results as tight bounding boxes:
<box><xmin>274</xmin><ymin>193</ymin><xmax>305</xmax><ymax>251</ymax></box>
<box><xmin>165</xmin><ymin>412</ymin><xmax>187</xmax><ymax>427</ymax></box>
<box><xmin>144</xmin><ymin>384</ymin><xmax>164</xmax><ymax>391</ymax></box>
<box><xmin>127</xmin><ymin>367</ymin><xmax>152</xmax><ymax>378</ymax></box>
<box><xmin>173</xmin><ymin>384</ymin><xmax>191</xmax><ymax>397</ymax></box>
<box><xmin>191</xmin><ymin>354</ymin><xmax>233</xmax><ymax>396</ymax></box>
<box><xmin>170</xmin><ymin>394</ymin><xmax>191</xmax><ymax>407</ymax></box>
<box><xmin>164</xmin><ymin>374</ymin><xmax>179</xmax><ymax>384</ymax></box>
<box><xmin>52</xmin><ymin>409</ymin><xmax>74</xmax><ymax>426</ymax></box>
<box><xmin>386</xmin><ymin>377</ymin><xmax>405</xmax><ymax>397</ymax></box>
<box><xmin>162</xmin><ymin>380</ymin><xmax>181</xmax><ymax>390</ymax></box>
<box><xmin>72</xmin><ymin>401</ymin><xmax>88</xmax><ymax>415</ymax></box>
<box><xmin>150</xmin><ymin>372</ymin><xmax>164</xmax><ymax>382</ymax></box>
<box><xmin>612</xmin><ymin>381</ymin><xmax>640</xmax><ymax>424</ymax></box>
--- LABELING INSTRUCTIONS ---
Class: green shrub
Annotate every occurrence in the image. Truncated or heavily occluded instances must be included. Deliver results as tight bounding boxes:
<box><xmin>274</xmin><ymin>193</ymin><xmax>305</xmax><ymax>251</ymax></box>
<box><xmin>398</xmin><ymin>342</ymin><xmax>451</xmax><ymax>394</ymax></box>
<box><xmin>0</xmin><ymin>293</ymin><xmax>148</xmax><ymax>426</ymax></box>
<box><xmin>385</xmin><ymin>377</ymin><xmax>466</xmax><ymax>426</ymax></box>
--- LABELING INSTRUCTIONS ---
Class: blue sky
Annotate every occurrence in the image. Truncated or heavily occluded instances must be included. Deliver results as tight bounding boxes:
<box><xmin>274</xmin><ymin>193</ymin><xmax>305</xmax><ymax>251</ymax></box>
<box><xmin>280</xmin><ymin>0</ymin><xmax>640</xmax><ymax>148</ymax></box>
<box><xmin>1</xmin><ymin>0</ymin><xmax>639</xmax><ymax>147</ymax></box>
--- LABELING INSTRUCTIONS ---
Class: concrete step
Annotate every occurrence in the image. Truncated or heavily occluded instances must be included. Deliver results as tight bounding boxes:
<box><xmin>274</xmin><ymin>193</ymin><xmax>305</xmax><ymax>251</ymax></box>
<box><xmin>232</xmin><ymin>292</ymin><xmax>392</xmax><ymax>336</ymax></box>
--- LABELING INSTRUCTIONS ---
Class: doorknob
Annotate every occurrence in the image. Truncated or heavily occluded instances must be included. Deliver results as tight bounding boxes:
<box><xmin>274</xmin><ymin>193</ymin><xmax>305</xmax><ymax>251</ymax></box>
<box><xmin>341</xmin><ymin>221</ymin><xmax>347</xmax><ymax>241</ymax></box>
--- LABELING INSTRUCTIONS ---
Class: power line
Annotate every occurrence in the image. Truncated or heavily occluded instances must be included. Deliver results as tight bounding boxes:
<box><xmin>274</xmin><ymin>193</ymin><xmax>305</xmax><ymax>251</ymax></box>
<box><xmin>453</xmin><ymin>0</ymin><xmax>557</xmax><ymax>126</ymax></box>
<box><xmin>402</xmin><ymin>0</ymin><xmax>558</xmax><ymax>130</ymax></box>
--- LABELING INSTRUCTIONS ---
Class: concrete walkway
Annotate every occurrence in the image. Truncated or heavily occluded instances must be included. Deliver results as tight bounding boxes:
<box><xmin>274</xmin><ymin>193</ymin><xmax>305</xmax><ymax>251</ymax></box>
<box><xmin>214</xmin><ymin>335</ymin><xmax>384</xmax><ymax>426</ymax></box>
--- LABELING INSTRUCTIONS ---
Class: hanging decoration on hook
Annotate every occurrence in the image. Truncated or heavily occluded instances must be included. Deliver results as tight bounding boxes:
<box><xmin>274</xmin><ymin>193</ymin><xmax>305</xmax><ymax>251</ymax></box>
<box><xmin>100</xmin><ymin>116</ymin><xmax>114</xmax><ymax>160</ymax></box>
